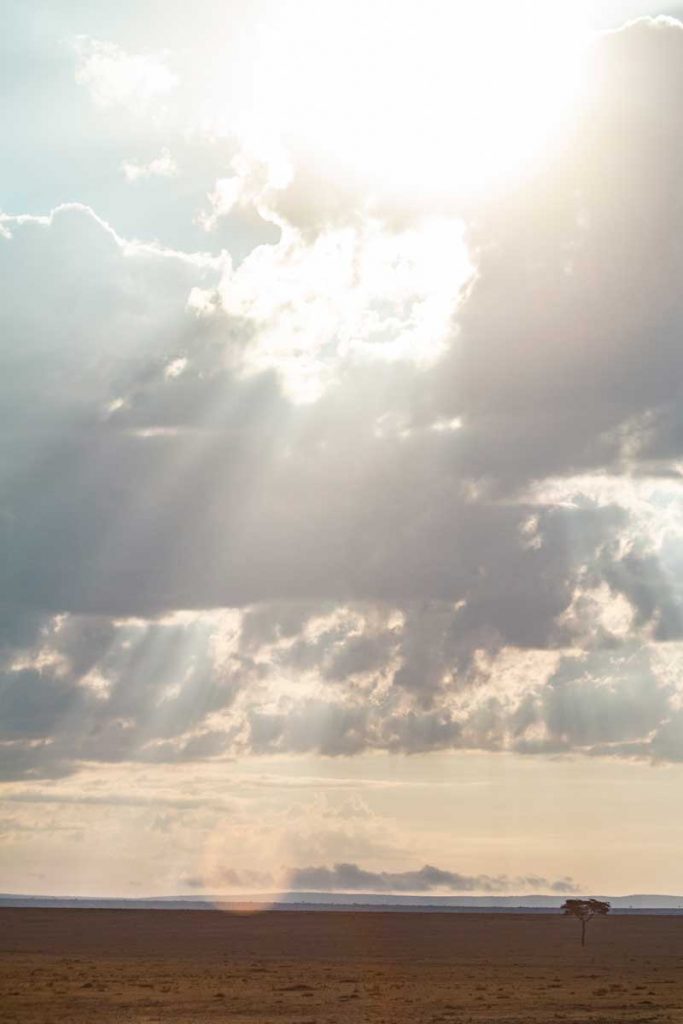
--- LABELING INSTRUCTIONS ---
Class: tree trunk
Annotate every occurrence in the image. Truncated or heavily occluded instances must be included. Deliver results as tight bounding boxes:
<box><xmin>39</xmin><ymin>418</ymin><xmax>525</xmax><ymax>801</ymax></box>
<box><xmin>581</xmin><ymin>920</ymin><xmax>586</xmax><ymax>947</ymax></box>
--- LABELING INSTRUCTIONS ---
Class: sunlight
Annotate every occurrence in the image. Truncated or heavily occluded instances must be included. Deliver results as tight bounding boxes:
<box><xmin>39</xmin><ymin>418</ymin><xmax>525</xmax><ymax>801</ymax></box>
<box><xmin>9</xmin><ymin>3</ymin><xmax>683</xmax><ymax>1006</ymax></box>
<box><xmin>229</xmin><ymin>0</ymin><xmax>590</xmax><ymax>197</ymax></box>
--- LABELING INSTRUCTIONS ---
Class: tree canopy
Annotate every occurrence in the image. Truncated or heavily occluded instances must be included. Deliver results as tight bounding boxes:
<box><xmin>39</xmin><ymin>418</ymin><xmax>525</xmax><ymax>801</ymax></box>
<box><xmin>561</xmin><ymin>898</ymin><xmax>611</xmax><ymax>946</ymax></box>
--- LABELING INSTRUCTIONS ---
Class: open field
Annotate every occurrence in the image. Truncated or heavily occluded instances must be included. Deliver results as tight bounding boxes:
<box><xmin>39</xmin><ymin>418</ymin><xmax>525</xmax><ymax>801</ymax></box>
<box><xmin>2</xmin><ymin>908</ymin><xmax>683</xmax><ymax>1023</ymax></box>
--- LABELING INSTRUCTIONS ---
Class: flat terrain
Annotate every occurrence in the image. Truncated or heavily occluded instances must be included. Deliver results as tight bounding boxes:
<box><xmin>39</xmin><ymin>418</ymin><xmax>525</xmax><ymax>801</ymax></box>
<box><xmin>2</xmin><ymin>908</ymin><xmax>683</xmax><ymax>1023</ymax></box>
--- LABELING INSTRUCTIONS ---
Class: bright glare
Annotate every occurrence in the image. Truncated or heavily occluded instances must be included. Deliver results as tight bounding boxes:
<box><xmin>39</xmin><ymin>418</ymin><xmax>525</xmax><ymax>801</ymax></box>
<box><xmin>227</xmin><ymin>0</ymin><xmax>590</xmax><ymax>196</ymax></box>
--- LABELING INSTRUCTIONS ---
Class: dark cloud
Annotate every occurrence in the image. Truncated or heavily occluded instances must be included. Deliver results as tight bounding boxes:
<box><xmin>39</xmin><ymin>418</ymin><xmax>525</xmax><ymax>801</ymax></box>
<box><xmin>434</xmin><ymin>17</ymin><xmax>683</xmax><ymax>487</ymax></box>
<box><xmin>4</xmin><ymin>19</ymin><xmax>683</xmax><ymax>779</ymax></box>
<box><xmin>287</xmin><ymin>862</ymin><xmax>578</xmax><ymax>894</ymax></box>
<box><xmin>542</xmin><ymin>650</ymin><xmax>671</xmax><ymax>749</ymax></box>
<box><xmin>0</xmin><ymin>669</ymin><xmax>87</xmax><ymax>740</ymax></box>
<box><xmin>0</xmin><ymin>612</ymin><xmax>242</xmax><ymax>778</ymax></box>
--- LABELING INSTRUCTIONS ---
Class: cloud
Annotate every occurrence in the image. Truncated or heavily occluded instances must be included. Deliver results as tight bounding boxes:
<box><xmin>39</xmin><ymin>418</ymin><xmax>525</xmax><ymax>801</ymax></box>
<box><xmin>2</xmin><ymin>204</ymin><xmax>622</xmax><ymax>623</ymax></box>
<box><xmin>435</xmin><ymin>17</ymin><xmax>683</xmax><ymax>486</ymax></box>
<box><xmin>287</xmin><ymin>862</ymin><xmax>578</xmax><ymax>894</ymax></box>
<box><xmin>178</xmin><ymin>860</ymin><xmax>578</xmax><ymax>896</ymax></box>
<box><xmin>123</xmin><ymin>149</ymin><xmax>178</xmax><ymax>182</ymax></box>
<box><xmin>4</xmin><ymin>597</ymin><xmax>682</xmax><ymax>781</ymax></box>
<box><xmin>74</xmin><ymin>37</ymin><xmax>177</xmax><ymax>111</ymax></box>
<box><xmin>4</xmin><ymin>17</ymin><xmax>683</xmax><ymax>784</ymax></box>
<box><xmin>183</xmin><ymin>867</ymin><xmax>274</xmax><ymax>891</ymax></box>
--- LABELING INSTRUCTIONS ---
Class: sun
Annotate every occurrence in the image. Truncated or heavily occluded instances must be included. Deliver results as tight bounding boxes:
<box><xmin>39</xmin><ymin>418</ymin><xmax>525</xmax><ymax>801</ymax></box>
<box><xmin>233</xmin><ymin>0</ymin><xmax>590</xmax><ymax>199</ymax></box>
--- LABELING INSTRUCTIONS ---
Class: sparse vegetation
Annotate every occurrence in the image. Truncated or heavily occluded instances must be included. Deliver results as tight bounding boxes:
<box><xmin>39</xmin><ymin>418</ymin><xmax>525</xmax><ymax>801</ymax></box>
<box><xmin>561</xmin><ymin>898</ymin><xmax>610</xmax><ymax>946</ymax></box>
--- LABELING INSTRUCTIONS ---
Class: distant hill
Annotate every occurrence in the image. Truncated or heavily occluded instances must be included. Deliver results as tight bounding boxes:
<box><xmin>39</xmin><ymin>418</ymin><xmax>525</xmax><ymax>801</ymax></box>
<box><xmin>2</xmin><ymin>891</ymin><xmax>683</xmax><ymax>912</ymax></box>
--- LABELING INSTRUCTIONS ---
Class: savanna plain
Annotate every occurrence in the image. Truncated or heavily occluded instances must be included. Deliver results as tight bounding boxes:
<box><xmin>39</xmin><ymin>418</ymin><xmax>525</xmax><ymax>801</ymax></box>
<box><xmin>2</xmin><ymin>908</ymin><xmax>683</xmax><ymax>1023</ymax></box>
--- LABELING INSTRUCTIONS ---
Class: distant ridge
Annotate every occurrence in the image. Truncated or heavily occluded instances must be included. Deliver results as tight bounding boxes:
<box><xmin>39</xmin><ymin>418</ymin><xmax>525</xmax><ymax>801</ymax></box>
<box><xmin>3</xmin><ymin>892</ymin><xmax>683</xmax><ymax>913</ymax></box>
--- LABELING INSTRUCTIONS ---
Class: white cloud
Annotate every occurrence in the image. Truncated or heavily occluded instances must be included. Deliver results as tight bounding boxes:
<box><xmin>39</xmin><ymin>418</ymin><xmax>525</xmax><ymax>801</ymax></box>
<box><xmin>122</xmin><ymin>148</ymin><xmax>178</xmax><ymax>182</ymax></box>
<box><xmin>74</xmin><ymin>37</ymin><xmax>177</xmax><ymax>111</ymax></box>
<box><xmin>207</xmin><ymin>215</ymin><xmax>471</xmax><ymax>402</ymax></box>
<box><xmin>4</xmin><ymin>17</ymin><xmax>683</xmax><ymax>790</ymax></box>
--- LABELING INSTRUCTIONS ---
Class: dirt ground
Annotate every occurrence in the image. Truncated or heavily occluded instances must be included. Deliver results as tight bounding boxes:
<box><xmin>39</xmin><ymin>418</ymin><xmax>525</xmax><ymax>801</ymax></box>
<box><xmin>2</xmin><ymin>908</ymin><xmax>683</xmax><ymax>1023</ymax></box>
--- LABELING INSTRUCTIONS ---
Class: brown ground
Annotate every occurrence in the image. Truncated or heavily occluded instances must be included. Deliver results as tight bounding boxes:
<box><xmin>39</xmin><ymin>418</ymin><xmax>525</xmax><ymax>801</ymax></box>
<box><xmin>2</xmin><ymin>908</ymin><xmax>683</xmax><ymax>1023</ymax></box>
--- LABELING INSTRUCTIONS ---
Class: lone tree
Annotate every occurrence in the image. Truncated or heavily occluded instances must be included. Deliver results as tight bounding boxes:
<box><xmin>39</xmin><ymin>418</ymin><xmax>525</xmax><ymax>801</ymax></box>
<box><xmin>561</xmin><ymin>898</ymin><xmax>610</xmax><ymax>946</ymax></box>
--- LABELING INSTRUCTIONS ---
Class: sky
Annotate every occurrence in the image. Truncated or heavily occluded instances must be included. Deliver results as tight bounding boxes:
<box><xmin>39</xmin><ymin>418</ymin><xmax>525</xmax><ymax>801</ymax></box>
<box><xmin>3</xmin><ymin>0</ymin><xmax>683</xmax><ymax>899</ymax></box>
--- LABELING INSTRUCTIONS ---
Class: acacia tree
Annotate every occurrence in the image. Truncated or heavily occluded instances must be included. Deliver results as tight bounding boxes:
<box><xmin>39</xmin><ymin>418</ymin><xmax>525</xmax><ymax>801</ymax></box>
<box><xmin>561</xmin><ymin>898</ymin><xmax>610</xmax><ymax>946</ymax></box>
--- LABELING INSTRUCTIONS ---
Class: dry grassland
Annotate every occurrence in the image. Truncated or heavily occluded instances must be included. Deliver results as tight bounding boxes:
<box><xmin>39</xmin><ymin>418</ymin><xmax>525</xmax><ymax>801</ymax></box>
<box><xmin>2</xmin><ymin>908</ymin><xmax>683</xmax><ymax>1023</ymax></box>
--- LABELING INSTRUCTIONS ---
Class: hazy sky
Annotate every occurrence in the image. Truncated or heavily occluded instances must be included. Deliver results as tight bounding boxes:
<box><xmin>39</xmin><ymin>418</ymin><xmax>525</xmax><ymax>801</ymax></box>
<box><xmin>3</xmin><ymin>0</ymin><xmax>683</xmax><ymax>898</ymax></box>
